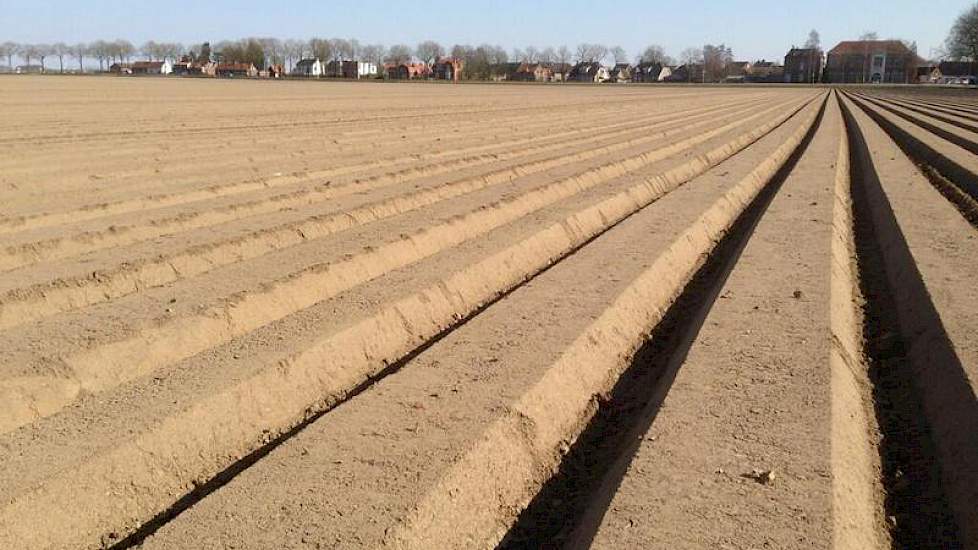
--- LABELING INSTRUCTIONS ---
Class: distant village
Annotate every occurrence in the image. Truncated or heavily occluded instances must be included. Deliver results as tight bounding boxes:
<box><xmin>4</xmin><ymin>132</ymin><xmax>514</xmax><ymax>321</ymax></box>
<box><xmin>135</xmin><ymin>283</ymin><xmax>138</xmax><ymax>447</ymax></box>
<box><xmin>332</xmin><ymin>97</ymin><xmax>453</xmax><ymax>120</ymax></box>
<box><xmin>1</xmin><ymin>31</ymin><xmax>976</xmax><ymax>86</ymax></box>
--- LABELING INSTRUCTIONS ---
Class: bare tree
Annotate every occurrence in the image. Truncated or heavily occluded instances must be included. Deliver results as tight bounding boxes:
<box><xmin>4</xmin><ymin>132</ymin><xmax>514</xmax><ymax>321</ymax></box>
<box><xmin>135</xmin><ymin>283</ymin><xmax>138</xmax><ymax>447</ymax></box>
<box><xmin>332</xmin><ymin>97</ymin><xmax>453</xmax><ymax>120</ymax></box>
<box><xmin>451</xmin><ymin>44</ymin><xmax>471</xmax><ymax>59</ymax></box>
<box><xmin>162</xmin><ymin>43</ymin><xmax>184</xmax><ymax>63</ymax></box>
<box><xmin>804</xmin><ymin>29</ymin><xmax>821</xmax><ymax>50</ymax></box>
<box><xmin>282</xmin><ymin>39</ymin><xmax>305</xmax><ymax>70</ymax></box>
<box><xmin>539</xmin><ymin>46</ymin><xmax>556</xmax><ymax>64</ymax></box>
<box><xmin>416</xmin><ymin>40</ymin><xmax>444</xmax><ymax>66</ymax></box>
<box><xmin>386</xmin><ymin>44</ymin><xmax>414</xmax><ymax>65</ymax></box>
<box><xmin>115</xmin><ymin>39</ymin><xmax>135</xmax><ymax>63</ymax></box>
<box><xmin>610</xmin><ymin>45</ymin><xmax>628</xmax><ymax>64</ymax></box>
<box><xmin>35</xmin><ymin>44</ymin><xmax>51</xmax><ymax>71</ymax></box>
<box><xmin>488</xmin><ymin>45</ymin><xmax>508</xmax><ymax>65</ymax></box>
<box><xmin>141</xmin><ymin>40</ymin><xmax>159</xmax><ymax>60</ymax></box>
<box><xmin>556</xmin><ymin>45</ymin><xmax>571</xmax><ymax>67</ymax></box>
<box><xmin>0</xmin><ymin>42</ymin><xmax>16</xmax><ymax>70</ymax></box>
<box><xmin>702</xmin><ymin>43</ymin><xmax>733</xmax><ymax>82</ymax></box>
<box><xmin>859</xmin><ymin>31</ymin><xmax>879</xmax><ymax>41</ymax></box>
<box><xmin>52</xmin><ymin>42</ymin><xmax>69</xmax><ymax>72</ymax></box>
<box><xmin>523</xmin><ymin>46</ymin><xmax>540</xmax><ymax>63</ymax></box>
<box><xmin>70</xmin><ymin>42</ymin><xmax>88</xmax><ymax>72</ymax></box>
<box><xmin>575</xmin><ymin>43</ymin><xmax>607</xmax><ymax>63</ymax></box>
<box><xmin>330</xmin><ymin>38</ymin><xmax>350</xmax><ymax>61</ymax></box>
<box><xmin>89</xmin><ymin>40</ymin><xmax>106</xmax><ymax>71</ymax></box>
<box><xmin>947</xmin><ymin>3</ymin><xmax>978</xmax><ymax>60</ymax></box>
<box><xmin>638</xmin><ymin>44</ymin><xmax>668</xmax><ymax>65</ymax></box>
<box><xmin>362</xmin><ymin>44</ymin><xmax>387</xmax><ymax>66</ymax></box>
<box><xmin>309</xmin><ymin>38</ymin><xmax>333</xmax><ymax>63</ymax></box>
<box><xmin>20</xmin><ymin>44</ymin><xmax>37</xmax><ymax>69</ymax></box>
<box><xmin>679</xmin><ymin>47</ymin><xmax>703</xmax><ymax>82</ymax></box>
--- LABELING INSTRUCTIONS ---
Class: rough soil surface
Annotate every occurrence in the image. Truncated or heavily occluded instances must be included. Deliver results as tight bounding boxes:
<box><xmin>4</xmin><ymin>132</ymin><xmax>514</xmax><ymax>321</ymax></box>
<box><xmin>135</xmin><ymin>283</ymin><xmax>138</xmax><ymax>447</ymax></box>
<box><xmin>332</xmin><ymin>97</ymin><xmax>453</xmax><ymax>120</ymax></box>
<box><xmin>0</xmin><ymin>77</ymin><xmax>974</xmax><ymax>549</ymax></box>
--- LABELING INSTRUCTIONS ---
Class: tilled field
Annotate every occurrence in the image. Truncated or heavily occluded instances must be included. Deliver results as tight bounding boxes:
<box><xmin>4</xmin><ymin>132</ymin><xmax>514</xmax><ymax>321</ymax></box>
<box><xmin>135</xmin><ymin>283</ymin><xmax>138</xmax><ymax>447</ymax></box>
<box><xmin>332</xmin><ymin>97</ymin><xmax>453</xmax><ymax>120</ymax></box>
<box><xmin>0</xmin><ymin>77</ymin><xmax>975</xmax><ymax>549</ymax></box>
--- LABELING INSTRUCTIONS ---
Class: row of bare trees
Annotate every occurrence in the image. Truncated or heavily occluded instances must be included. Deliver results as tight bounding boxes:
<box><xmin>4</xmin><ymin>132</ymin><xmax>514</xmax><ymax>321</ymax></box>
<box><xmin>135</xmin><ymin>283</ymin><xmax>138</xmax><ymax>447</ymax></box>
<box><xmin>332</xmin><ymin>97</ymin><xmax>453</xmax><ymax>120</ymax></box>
<box><xmin>0</xmin><ymin>36</ymin><xmax>685</xmax><ymax>73</ymax></box>
<box><xmin>0</xmin><ymin>36</ymin><xmax>719</xmax><ymax>77</ymax></box>
<box><xmin>0</xmin><ymin>39</ymin><xmax>179</xmax><ymax>72</ymax></box>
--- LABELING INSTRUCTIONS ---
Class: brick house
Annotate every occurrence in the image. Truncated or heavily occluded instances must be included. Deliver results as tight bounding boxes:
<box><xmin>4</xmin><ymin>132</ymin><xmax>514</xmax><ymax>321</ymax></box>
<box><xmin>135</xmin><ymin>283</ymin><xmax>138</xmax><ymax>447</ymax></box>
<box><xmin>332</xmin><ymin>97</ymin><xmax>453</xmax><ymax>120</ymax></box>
<box><xmin>664</xmin><ymin>63</ymin><xmax>704</xmax><ymax>82</ymax></box>
<box><xmin>726</xmin><ymin>61</ymin><xmax>751</xmax><ymax>78</ymax></box>
<box><xmin>568</xmin><ymin>62</ymin><xmax>610</xmax><ymax>83</ymax></box>
<box><xmin>825</xmin><ymin>40</ymin><xmax>919</xmax><ymax>83</ymax></box>
<box><xmin>293</xmin><ymin>58</ymin><xmax>324</xmax><ymax>77</ymax></box>
<box><xmin>132</xmin><ymin>61</ymin><xmax>173</xmax><ymax>75</ymax></box>
<box><xmin>747</xmin><ymin>60</ymin><xmax>783</xmax><ymax>81</ymax></box>
<box><xmin>172</xmin><ymin>56</ymin><xmax>216</xmax><ymax>76</ymax></box>
<box><xmin>632</xmin><ymin>62</ymin><xmax>663</xmax><ymax>82</ymax></box>
<box><xmin>609</xmin><ymin>63</ymin><xmax>633</xmax><ymax>83</ymax></box>
<box><xmin>783</xmin><ymin>48</ymin><xmax>823</xmax><ymax>83</ymax></box>
<box><xmin>931</xmin><ymin>61</ymin><xmax>978</xmax><ymax>83</ymax></box>
<box><xmin>216</xmin><ymin>63</ymin><xmax>258</xmax><ymax>78</ymax></box>
<box><xmin>386</xmin><ymin>63</ymin><xmax>431</xmax><ymax>80</ymax></box>
<box><xmin>433</xmin><ymin>58</ymin><xmax>464</xmax><ymax>81</ymax></box>
<box><xmin>508</xmin><ymin>63</ymin><xmax>554</xmax><ymax>82</ymax></box>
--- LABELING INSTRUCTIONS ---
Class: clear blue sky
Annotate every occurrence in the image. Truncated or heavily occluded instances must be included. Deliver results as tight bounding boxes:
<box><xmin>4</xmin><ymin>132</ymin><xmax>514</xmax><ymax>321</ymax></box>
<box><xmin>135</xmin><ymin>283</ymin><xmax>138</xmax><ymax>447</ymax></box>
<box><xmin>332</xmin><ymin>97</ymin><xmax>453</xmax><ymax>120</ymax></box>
<box><xmin>0</xmin><ymin>0</ymin><xmax>968</xmax><ymax>61</ymax></box>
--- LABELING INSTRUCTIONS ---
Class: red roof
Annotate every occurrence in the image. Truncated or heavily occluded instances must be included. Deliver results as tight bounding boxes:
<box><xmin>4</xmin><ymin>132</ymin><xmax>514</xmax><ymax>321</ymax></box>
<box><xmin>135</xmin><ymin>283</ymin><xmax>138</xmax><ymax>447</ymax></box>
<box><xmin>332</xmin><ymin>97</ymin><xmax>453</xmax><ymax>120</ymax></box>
<box><xmin>216</xmin><ymin>63</ymin><xmax>255</xmax><ymax>71</ymax></box>
<box><xmin>829</xmin><ymin>40</ymin><xmax>913</xmax><ymax>56</ymax></box>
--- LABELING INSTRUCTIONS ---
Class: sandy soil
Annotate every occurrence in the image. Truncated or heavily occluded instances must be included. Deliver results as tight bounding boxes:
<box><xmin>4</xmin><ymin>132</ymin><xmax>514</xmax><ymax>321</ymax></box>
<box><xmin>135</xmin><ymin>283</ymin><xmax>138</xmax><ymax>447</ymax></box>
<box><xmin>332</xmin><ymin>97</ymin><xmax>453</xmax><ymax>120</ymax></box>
<box><xmin>0</xmin><ymin>76</ymin><xmax>974</xmax><ymax>549</ymax></box>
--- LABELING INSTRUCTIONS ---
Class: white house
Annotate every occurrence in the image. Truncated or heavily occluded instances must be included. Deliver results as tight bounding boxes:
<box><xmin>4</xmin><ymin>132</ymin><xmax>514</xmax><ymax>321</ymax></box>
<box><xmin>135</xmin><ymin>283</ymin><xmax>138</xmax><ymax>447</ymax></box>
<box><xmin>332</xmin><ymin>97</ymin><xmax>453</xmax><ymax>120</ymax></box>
<box><xmin>324</xmin><ymin>60</ymin><xmax>379</xmax><ymax>79</ymax></box>
<box><xmin>292</xmin><ymin>58</ymin><xmax>324</xmax><ymax>77</ymax></box>
<box><xmin>132</xmin><ymin>60</ymin><xmax>172</xmax><ymax>75</ymax></box>
<box><xmin>348</xmin><ymin>61</ymin><xmax>378</xmax><ymax>79</ymax></box>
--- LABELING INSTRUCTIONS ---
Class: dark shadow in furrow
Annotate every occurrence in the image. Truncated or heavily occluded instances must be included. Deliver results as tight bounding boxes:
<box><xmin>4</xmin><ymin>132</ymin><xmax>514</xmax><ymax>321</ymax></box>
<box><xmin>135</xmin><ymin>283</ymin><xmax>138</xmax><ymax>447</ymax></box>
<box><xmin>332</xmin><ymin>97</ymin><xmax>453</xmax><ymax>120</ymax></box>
<box><xmin>846</xmin><ymin>93</ymin><xmax>978</xmax><ymax>228</ymax></box>
<box><xmin>853</xmin><ymin>93</ymin><xmax>978</xmax><ymax>156</ymax></box>
<box><xmin>872</xmin><ymin>97</ymin><xmax>978</xmax><ymax>134</ymax></box>
<box><xmin>892</xmin><ymin>99</ymin><xmax>978</xmax><ymax>124</ymax></box>
<box><xmin>497</xmin><ymin>97</ymin><xmax>827</xmax><ymax>550</ymax></box>
<box><xmin>840</xmin><ymin>97</ymin><xmax>969</xmax><ymax>549</ymax></box>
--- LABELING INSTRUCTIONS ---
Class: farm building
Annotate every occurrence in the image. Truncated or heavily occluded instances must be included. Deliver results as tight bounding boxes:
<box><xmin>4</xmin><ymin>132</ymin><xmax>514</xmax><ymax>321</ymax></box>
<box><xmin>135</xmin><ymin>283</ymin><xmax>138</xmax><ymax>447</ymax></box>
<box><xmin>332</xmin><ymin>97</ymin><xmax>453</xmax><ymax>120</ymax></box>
<box><xmin>171</xmin><ymin>56</ymin><xmax>216</xmax><ymax>76</ymax></box>
<box><xmin>550</xmin><ymin>63</ymin><xmax>572</xmax><ymax>82</ymax></box>
<box><xmin>783</xmin><ymin>48</ymin><xmax>823</xmax><ymax>83</ymax></box>
<box><xmin>344</xmin><ymin>61</ymin><xmax>379</xmax><ymax>79</ymax></box>
<box><xmin>825</xmin><ymin>40</ymin><xmax>919</xmax><ymax>83</ymax></box>
<box><xmin>132</xmin><ymin>61</ymin><xmax>173</xmax><ymax>75</ymax></box>
<box><xmin>609</xmin><ymin>64</ymin><xmax>633</xmax><ymax>83</ymax></box>
<box><xmin>726</xmin><ymin>61</ymin><xmax>751</xmax><ymax>78</ymax></box>
<box><xmin>506</xmin><ymin>62</ymin><xmax>555</xmax><ymax>82</ymax></box>
<box><xmin>928</xmin><ymin>61</ymin><xmax>978</xmax><ymax>83</ymax></box>
<box><xmin>632</xmin><ymin>62</ymin><xmax>663</xmax><ymax>82</ymax></box>
<box><xmin>665</xmin><ymin>64</ymin><xmax>703</xmax><ymax>82</ymax></box>
<box><xmin>262</xmin><ymin>64</ymin><xmax>285</xmax><ymax>78</ymax></box>
<box><xmin>386</xmin><ymin>63</ymin><xmax>431</xmax><ymax>80</ymax></box>
<box><xmin>568</xmin><ymin>62</ymin><xmax>610</xmax><ymax>83</ymax></box>
<box><xmin>109</xmin><ymin>63</ymin><xmax>133</xmax><ymax>74</ymax></box>
<box><xmin>747</xmin><ymin>60</ymin><xmax>784</xmax><ymax>82</ymax></box>
<box><xmin>293</xmin><ymin>58</ymin><xmax>324</xmax><ymax>77</ymax></box>
<box><xmin>490</xmin><ymin>62</ymin><xmax>522</xmax><ymax>81</ymax></box>
<box><xmin>433</xmin><ymin>58</ymin><xmax>464</xmax><ymax>81</ymax></box>
<box><xmin>323</xmin><ymin>60</ymin><xmax>377</xmax><ymax>79</ymax></box>
<box><xmin>216</xmin><ymin>63</ymin><xmax>258</xmax><ymax>78</ymax></box>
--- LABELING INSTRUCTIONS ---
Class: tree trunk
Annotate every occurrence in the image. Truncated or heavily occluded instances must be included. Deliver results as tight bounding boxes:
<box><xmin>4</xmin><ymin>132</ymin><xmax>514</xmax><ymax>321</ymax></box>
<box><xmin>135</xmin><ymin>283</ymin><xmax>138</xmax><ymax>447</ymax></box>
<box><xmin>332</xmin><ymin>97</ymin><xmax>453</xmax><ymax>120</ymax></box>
<box><xmin>59</xmin><ymin>56</ymin><xmax>64</xmax><ymax>73</ymax></box>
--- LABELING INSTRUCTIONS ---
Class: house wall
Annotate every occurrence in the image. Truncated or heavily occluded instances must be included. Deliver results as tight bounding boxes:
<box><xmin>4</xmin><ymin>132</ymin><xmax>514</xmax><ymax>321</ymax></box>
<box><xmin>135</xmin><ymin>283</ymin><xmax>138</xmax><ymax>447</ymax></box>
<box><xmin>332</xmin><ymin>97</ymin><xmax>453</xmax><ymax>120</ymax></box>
<box><xmin>826</xmin><ymin>52</ymin><xmax>915</xmax><ymax>83</ymax></box>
